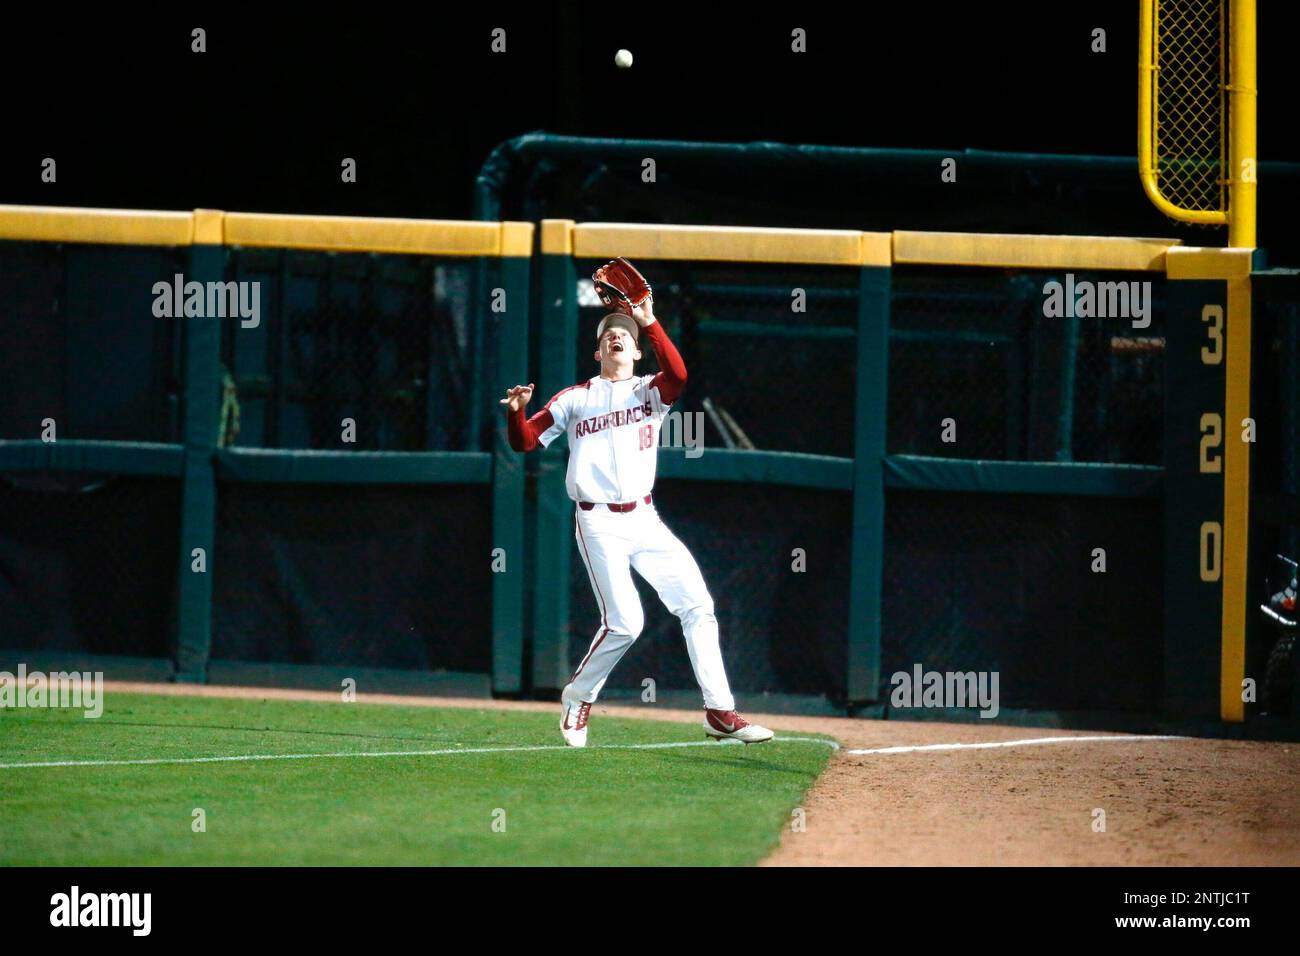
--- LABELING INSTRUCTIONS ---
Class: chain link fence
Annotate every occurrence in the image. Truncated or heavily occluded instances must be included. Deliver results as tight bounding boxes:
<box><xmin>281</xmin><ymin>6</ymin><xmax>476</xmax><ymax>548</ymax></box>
<box><xmin>1153</xmin><ymin>0</ymin><xmax>1227</xmax><ymax>216</ymax></box>
<box><xmin>884</xmin><ymin>265</ymin><xmax>1167</xmax><ymax>710</ymax></box>
<box><xmin>213</xmin><ymin>247</ymin><xmax>499</xmax><ymax>672</ymax></box>
<box><xmin>890</xmin><ymin>267</ymin><xmax>1167</xmax><ymax>464</ymax></box>
<box><xmin>563</xmin><ymin>260</ymin><xmax>1168</xmax><ymax>465</ymax></box>
<box><xmin>0</xmin><ymin>241</ymin><xmax>185</xmax><ymax>657</ymax></box>
<box><xmin>0</xmin><ymin>241</ymin><xmax>185</xmax><ymax>443</ymax></box>
<box><xmin>572</xmin><ymin>259</ymin><xmax>861</xmax><ymax>457</ymax></box>
<box><xmin>223</xmin><ymin>248</ymin><xmax>483</xmax><ymax>451</ymax></box>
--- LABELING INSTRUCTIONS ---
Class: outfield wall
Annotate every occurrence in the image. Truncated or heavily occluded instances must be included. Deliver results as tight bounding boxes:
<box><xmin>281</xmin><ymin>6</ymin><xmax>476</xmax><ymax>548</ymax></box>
<box><xmin>1</xmin><ymin>204</ymin><xmax>1289</xmax><ymax>722</ymax></box>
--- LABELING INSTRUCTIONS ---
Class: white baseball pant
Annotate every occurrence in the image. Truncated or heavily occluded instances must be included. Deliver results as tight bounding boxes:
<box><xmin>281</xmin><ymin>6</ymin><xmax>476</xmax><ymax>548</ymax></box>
<box><xmin>568</xmin><ymin>499</ymin><xmax>736</xmax><ymax>711</ymax></box>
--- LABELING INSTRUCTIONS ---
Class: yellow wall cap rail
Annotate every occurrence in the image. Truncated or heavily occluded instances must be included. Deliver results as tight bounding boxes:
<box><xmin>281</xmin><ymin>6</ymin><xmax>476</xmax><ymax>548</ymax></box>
<box><xmin>541</xmin><ymin>219</ymin><xmax>575</xmax><ymax>256</ymax></box>
<box><xmin>0</xmin><ymin>205</ymin><xmax>534</xmax><ymax>257</ymax></box>
<box><xmin>0</xmin><ymin>205</ymin><xmax>196</xmax><ymax>246</ymax></box>
<box><xmin>223</xmin><ymin>213</ymin><xmax>533</xmax><ymax>257</ymax></box>
<box><xmin>571</xmin><ymin>222</ymin><xmax>892</xmax><ymax>267</ymax></box>
<box><xmin>1165</xmin><ymin>246</ymin><xmax>1254</xmax><ymax>280</ymax></box>
<box><xmin>893</xmin><ymin>231</ymin><xmax>1181</xmax><ymax>272</ymax></box>
<box><xmin>9</xmin><ymin>206</ymin><xmax>1246</xmax><ymax>274</ymax></box>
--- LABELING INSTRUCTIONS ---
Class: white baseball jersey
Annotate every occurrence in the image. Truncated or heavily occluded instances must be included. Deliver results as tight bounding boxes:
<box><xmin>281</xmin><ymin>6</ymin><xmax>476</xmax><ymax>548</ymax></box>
<box><xmin>536</xmin><ymin>373</ymin><xmax>670</xmax><ymax>503</ymax></box>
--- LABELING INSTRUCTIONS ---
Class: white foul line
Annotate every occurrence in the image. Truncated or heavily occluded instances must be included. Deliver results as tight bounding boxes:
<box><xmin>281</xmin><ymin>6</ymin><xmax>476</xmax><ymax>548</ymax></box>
<box><xmin>0</xmin><ymin>733</ymin><xmax>1188</xmax><ymax>770</ymax></box>
<box><xmin>0</xmin><ymin>735</ymin><xmax>839</xmax><ymax>770</ymax></box>
<box><xmin>843</xmin><ymin>734</ymin><xmax>1184</xmax><ymax>755</ymax></box>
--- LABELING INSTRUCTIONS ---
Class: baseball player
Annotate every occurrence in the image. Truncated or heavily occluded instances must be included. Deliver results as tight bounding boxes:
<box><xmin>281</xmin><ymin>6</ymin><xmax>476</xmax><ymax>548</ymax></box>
<box><xmin>501</xmin><ymin>257</ymin><xmax>773</xmax><ymax>747</ymax></box>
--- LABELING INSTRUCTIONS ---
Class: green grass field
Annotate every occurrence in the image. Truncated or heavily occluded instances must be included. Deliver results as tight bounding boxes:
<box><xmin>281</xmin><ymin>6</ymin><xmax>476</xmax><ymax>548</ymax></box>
<box><xmin>0</xmin><ymin>693</ymin><xmax>834</xmax><ymax>866</ymax></box>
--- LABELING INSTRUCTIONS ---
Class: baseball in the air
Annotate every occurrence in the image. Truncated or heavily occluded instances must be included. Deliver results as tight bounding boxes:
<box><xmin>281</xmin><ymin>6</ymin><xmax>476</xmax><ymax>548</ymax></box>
<box><xmin>615</xmin><ymin>49</ymin><xmax>633</xmax><ymax>69</ymax></box>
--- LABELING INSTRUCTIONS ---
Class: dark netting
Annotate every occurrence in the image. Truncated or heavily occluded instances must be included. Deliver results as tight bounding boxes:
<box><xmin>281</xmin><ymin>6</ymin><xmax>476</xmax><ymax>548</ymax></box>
<box><xmin>222</xmin><ymin>249</ymin><xmax>483</xmax><ymax>451</ymax></box>
<box><xmin>1250</xmin><ymin>277</ymin><xmax>1300</xmax><ymax>549</ymax></box>
<box><xmin>571</xmin><ymin>259</ymin><xmax>860</xmax><ymax>457</ymax></box>
<box><xmin>1246</xmin><ymin>275</ymin><xmax>1300</xmax><ymax>700</ymax></box>
<box><xmin>566</xmin><ymin>480</ymin><xmax>851</xmax><ymax>699</ymax></box>
<box><xmin>883</xmin><ymin>490</ymin><xmax>1163</xmax><ymax>711</ymax></box>
<box><xmin>212</xmin><ymin>482</ymin><xmax>492</xmax><ymax>672</ymax></box>
<box><xmin>890</xmin><ymin>267</ymin><xmax>1167</xmax><ymax>464</ymax></box>
<box><xmin>0</xmin><ymin>472</ymin><xmax>179</xmax><ymax>655</ymax></box>
<box><xmin>0</xmin><ymin>242</ymin><xmax>185</xmax><ymax>443</ymax></box>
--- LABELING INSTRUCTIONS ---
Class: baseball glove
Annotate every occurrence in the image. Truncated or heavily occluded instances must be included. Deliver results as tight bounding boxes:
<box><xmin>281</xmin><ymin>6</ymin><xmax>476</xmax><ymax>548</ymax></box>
<box><xmin>592</xmin><ymin>257</ymin><xmax>652</xmax><ymax>316</ymax></box>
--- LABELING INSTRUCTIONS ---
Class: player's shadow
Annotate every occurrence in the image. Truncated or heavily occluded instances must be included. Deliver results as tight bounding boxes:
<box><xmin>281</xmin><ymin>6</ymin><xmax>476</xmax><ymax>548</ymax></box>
<box><xmin>642</xmin><ymin>748</ymin><xmax>820</xmax><ymax>778</ymax></box>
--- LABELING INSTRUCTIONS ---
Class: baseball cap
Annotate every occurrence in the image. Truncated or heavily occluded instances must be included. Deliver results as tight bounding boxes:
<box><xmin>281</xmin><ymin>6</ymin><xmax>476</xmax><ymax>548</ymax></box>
<box><xmin>596</xmin><ymin>313</ymin><xmax>640</xmax><ymax>343</ymax></box>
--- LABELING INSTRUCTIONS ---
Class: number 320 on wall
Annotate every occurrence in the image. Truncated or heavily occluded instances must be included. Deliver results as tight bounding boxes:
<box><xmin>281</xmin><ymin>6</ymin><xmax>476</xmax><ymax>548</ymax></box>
<box><xmin>1200</xmin><ymin>303</ymin><xmax>1224</xmax><ymax>583</ymax></box>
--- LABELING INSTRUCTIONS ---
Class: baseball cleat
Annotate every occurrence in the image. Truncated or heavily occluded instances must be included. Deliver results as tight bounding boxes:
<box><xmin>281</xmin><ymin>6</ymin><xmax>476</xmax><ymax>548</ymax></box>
<box><xmin>560</xmin><ymin>685</ymin><xmax>592</xmax><ymax>747</ymax></box>
<box><xmin>1263</xmin><ymin>578</ymin><xmax>1299</xmax><ymax>627</ymax></box>
<box><xmin>703</xmin><ymin>708</ymin><xmax>774</xmax><ymax>744</ymax></box>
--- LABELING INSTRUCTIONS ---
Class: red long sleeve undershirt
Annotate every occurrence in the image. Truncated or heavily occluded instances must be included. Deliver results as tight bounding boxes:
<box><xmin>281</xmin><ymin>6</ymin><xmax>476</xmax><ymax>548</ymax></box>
<box><xmin>507</xmin><ymin>320</ymin><xmax>687</xmax><ymax>452</ymax></box>
<box><xmin>508</xmin><ymin>403</ymin><xmax>552</xmax><ymax>452</ymax></box>
<box><xmin>643</xmin><ymin>320</ymin><xmax>688</xmax><ymax>404</ymax></box>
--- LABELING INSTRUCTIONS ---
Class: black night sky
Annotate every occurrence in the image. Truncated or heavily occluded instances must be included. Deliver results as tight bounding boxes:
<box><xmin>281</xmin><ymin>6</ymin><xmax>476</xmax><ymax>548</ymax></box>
<box><xmin>1</xmin><ymin>3</ymin><xmax>1295</xmax><ymax>219</ymax></box>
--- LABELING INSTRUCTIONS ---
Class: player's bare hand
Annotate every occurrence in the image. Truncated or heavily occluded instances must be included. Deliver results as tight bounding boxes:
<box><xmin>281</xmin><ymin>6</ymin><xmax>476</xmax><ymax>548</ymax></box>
<box><xmin>500</xmin><ymin>383</ymin><xmax>535</xmax><ymax>412</ymax></box>
<box><xmin>629</xmin><ymin>296</ymin><xmax>655</xmax><ymax>327</ymax></box>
